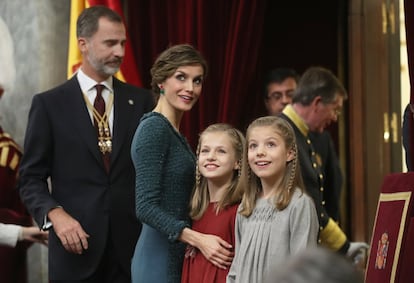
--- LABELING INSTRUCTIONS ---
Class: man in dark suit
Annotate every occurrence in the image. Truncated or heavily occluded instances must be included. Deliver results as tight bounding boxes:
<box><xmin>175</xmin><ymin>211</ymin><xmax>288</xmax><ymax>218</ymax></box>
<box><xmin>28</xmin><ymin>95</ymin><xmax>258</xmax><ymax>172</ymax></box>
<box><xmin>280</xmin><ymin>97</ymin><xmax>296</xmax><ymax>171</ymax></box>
<box><xmin>18</xmin><ymin>6</ymin><xmax>154</xmax><ymax>282</ymax></box>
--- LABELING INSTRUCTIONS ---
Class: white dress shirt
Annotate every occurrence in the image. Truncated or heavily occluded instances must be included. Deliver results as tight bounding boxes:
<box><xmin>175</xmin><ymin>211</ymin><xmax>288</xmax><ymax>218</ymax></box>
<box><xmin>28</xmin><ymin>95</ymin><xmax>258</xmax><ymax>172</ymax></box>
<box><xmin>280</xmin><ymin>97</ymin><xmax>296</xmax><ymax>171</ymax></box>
<box><xmin>76</xmin><ymin>68</ymin><xmax>114</xmax><ymax>133</ymax></box>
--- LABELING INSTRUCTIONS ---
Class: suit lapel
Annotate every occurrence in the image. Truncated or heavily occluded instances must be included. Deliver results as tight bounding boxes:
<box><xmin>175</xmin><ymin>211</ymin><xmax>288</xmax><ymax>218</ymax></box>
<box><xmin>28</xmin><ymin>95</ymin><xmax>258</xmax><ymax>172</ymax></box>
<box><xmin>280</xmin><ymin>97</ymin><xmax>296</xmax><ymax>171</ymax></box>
<box><xmin>110</xmin><ymin>78</ymin><xmax>135</xmax><ymax>166</ymax></box>
<box><xmin>63</xmin><ymin>77</ymin><xmax>105</xmax><ymax>169</ymax></box>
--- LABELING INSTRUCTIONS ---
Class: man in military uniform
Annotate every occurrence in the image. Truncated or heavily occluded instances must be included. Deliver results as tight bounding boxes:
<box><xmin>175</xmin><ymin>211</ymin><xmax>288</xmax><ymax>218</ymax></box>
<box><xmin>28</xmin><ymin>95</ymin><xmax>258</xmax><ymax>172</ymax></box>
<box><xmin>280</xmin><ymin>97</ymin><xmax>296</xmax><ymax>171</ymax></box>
<box><xmin>279</xmin><ymin>66</ymin><xmax>368</xmax><ymax>260</ymax></box>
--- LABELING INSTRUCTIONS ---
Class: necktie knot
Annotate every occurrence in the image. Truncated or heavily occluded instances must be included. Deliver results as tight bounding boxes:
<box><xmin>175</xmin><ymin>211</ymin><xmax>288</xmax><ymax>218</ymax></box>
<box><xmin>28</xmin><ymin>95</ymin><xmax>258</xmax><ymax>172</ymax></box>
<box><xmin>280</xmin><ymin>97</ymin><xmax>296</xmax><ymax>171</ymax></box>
<box><xmin>95</xmin><ymin>84</ymin><xmax>104</xmax><ymax>97</ymax></box>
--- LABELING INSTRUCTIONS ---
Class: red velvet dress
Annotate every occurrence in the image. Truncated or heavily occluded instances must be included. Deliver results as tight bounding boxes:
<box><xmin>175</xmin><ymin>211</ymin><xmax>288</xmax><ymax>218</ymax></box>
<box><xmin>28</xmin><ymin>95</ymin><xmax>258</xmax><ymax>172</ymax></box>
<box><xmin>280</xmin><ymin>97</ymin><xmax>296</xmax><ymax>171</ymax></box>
<box><xmin>0</xmin><ymin>127</ymin><xmax>32</xmax><ymax>283</ymax></box>
<box><xmin>181</xmin><ymin>203</ymin><xmax>239</xmax><ymax>283</ymax></box>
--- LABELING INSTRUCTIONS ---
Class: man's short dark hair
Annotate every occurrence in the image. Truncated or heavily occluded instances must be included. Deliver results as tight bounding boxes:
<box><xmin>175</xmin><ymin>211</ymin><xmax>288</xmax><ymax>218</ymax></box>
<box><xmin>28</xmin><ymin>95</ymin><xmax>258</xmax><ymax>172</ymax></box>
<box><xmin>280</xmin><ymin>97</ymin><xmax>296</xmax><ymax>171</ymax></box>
<box><xmin>263</xmin><ymin>68</ymin><xmax>300</xmax><ymax>98</ymax></box>
<box><xmin>77</xmin><ymin>5</ymin><xmax>122</xmax><ymax>38</ymax></box>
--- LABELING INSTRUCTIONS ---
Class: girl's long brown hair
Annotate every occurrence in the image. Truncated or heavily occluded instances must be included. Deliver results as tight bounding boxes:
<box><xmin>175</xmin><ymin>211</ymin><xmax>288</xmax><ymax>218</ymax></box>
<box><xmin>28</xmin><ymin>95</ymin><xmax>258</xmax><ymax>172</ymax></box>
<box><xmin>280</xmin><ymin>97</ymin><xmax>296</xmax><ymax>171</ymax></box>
<box><xmin>240</xmin><ymin>116</ymin><xmax>305</xmax><ymax>217</ymax></box>
<box><xmin>189</xmin><ymin>123</ymin><xmax>248</xmax><ymax>220</ymax></box>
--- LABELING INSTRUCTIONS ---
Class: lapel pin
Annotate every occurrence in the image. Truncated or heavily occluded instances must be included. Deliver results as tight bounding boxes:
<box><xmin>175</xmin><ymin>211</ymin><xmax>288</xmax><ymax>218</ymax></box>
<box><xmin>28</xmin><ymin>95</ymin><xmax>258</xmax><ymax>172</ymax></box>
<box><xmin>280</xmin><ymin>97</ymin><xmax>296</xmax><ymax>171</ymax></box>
<box><xmin>128</xmin><ymin>99</ymin><xmax>134</xmax><ymax>105</ymax></box>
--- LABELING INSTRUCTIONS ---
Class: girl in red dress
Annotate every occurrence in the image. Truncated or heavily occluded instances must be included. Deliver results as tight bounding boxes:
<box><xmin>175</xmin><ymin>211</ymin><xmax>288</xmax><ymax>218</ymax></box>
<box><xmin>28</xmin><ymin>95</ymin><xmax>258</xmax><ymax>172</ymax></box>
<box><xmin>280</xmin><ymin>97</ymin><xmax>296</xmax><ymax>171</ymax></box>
<box><xmin>181</xmin><ymin>123</ymin><xmax>248</xmax><ymax>283</ymax></box>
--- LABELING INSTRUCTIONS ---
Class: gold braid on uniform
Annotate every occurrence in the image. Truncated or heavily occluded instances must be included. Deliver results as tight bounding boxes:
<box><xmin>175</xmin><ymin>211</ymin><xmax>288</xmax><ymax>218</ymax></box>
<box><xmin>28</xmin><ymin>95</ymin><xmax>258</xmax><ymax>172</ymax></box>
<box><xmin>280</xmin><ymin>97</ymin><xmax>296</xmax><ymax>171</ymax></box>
<box><xmin>0</xmin><ymin>133</ymin><xmax>21</xmax><ymax>171</ymax></box>
<box><xmin>319</xmin><ymin>218</ymin><xmax>347</xmax><ymax>251</ymax></box>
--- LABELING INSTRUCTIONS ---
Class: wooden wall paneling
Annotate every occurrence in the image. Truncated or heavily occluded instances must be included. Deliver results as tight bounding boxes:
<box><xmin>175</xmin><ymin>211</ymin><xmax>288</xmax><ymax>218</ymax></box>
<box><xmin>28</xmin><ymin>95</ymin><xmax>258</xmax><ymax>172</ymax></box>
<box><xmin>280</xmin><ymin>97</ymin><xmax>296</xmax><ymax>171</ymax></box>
<box><xmin>364</xmin><ymin>0</ymin><xmax>392</xmax><ymax>240</ymax></box>
<box><xmin>348</xmin><ymin>0</ymin><xmax>368</xmax><ymax>241</ymax></box>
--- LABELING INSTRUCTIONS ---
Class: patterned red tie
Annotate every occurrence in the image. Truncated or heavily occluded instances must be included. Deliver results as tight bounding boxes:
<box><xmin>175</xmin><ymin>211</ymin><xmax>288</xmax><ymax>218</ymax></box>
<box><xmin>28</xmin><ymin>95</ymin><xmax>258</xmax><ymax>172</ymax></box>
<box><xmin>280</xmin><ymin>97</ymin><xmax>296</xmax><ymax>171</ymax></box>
<box><xmin>94</xmin><ymin>84</ymin><xmax>110</xmax><ymax>173</ymax></box>
<box><xmin>94</xmin><ymin>84</ymin><xmax>105</xmax><ymax>125</ymax></box>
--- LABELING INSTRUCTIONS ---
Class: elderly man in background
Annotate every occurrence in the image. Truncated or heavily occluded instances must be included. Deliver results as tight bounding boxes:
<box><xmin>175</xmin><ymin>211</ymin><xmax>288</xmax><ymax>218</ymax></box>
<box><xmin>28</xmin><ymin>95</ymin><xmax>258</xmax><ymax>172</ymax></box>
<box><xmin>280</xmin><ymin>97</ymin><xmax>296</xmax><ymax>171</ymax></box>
<box><xmin>278</xmin><ymin>66</ymin><xmax>368</xmax><ymax>261</ymax></box>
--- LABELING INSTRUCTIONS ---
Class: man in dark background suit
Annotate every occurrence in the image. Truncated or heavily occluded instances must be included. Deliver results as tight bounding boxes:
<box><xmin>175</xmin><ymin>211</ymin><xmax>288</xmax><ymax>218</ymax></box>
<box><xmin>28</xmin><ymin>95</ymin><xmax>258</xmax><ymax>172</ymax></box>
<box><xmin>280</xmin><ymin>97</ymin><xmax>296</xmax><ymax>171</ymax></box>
<box><xmin>18</xmin><ymin>6</ymin><xmax>153</xmax><ymax>282</ymax></box>
<box><xmin>402</xmin><ymin>103</ymin><xmax>413</xmax><ymax>171</ymax></box>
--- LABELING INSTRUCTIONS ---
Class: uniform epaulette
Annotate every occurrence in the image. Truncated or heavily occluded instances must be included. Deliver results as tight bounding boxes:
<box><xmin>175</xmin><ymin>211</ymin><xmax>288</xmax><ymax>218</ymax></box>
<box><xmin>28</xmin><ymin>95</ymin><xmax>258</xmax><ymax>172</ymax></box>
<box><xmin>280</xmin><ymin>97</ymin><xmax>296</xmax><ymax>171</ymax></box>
<box><xmin>0</xmin><ymin>134</ymin><xmax>22</xmax><ymax>170</ymax></box>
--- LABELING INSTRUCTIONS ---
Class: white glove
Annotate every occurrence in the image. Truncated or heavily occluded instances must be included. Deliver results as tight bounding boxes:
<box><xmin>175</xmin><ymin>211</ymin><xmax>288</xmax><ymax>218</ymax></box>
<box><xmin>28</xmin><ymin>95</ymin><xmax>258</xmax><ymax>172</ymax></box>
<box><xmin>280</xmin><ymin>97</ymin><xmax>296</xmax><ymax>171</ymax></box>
<box><xmin>347</xmin><ymin>242</ymin><xmax>369</xmax><ymax>265</ymax></box>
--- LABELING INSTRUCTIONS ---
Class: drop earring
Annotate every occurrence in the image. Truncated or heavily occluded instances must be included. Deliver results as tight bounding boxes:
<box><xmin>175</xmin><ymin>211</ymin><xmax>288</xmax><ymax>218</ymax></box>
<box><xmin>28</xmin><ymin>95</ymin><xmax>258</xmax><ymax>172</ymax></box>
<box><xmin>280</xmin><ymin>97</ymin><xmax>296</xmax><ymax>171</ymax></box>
<box><xmin>159</xmin><ymin>85</ymin><xmax>165</xmax><ymax>95</ymax></box>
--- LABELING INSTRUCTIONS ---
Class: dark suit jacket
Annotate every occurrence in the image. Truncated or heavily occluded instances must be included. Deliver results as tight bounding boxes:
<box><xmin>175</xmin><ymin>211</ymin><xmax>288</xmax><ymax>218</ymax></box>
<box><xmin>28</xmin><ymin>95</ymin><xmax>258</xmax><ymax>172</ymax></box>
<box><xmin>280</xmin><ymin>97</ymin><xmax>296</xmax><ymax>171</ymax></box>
<box><xmin>18</xmin><ymin>76</ymin><xmax>154</xmax><ymax>280</ymax></box>
<box><xmin>403</xmin><ymin>104</ymin><xmax>413</xmax><ymax>171</ymax></box>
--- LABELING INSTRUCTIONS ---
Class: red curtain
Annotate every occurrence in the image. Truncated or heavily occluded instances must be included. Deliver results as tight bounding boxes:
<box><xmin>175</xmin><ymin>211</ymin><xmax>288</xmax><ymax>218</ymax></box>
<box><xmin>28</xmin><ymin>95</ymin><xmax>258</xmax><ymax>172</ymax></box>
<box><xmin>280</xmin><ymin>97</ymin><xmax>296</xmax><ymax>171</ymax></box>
<box><xmin>126</xmin><ymin>0</ymin><xmax>266</xmax><ymax>148</ymax></box>
<box><xmin>404</xmin><ymin>0</ymin><xmax>414</xmax><ymax>170</ymax></box>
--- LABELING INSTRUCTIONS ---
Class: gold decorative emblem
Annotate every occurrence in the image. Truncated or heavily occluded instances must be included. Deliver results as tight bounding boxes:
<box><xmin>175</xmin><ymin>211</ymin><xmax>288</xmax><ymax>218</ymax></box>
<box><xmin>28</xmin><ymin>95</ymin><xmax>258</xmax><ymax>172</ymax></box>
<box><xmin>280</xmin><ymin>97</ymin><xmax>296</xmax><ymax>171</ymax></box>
<box><xmin>375</xmin><ymin>232</ymin><xmax>389</xmax><ymax>269</ymax></box>
<box><xmin>97</xmin><ymin>123</ymin><xmax>112</xmax><ymax>154</ymax></box>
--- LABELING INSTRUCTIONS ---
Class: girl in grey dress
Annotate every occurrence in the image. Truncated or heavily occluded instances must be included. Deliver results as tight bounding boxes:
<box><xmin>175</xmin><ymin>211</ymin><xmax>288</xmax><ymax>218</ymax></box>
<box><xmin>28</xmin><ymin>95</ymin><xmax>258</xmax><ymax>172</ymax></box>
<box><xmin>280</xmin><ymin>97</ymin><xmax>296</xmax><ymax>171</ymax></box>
<box><xmin>227</xmin><ymin>116</ymin><xmax>319</xmax><ymax>283</ymax></box>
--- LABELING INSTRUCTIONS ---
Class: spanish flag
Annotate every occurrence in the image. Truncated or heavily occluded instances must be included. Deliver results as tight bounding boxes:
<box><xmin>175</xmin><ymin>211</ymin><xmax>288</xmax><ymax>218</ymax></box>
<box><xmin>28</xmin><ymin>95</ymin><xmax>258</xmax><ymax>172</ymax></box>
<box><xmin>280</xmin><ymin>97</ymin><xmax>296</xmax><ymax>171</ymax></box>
<box><xmin>67</xmin><ymin>0</ymin><xmax>142</xmax><ymax>86</ymax></box>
